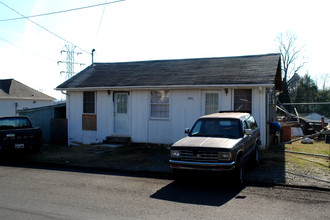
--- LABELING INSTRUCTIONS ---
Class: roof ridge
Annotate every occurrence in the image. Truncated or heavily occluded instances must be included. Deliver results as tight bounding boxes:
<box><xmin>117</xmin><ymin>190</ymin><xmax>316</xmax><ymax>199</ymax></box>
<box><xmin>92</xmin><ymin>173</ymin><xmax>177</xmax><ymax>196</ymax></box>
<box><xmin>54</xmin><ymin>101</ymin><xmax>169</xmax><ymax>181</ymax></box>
<box><xmin>91</xmin><ymin>53</ymin><xmax>280</xmax><ymax>65</ymax></box>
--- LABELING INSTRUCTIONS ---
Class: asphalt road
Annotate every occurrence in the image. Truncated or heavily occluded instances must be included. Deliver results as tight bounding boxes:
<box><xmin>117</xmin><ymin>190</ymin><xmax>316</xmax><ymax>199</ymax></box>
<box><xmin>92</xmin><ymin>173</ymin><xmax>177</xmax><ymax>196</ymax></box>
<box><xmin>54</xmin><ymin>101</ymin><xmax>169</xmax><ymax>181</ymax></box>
<box><xmin>0</xmin><ymin>165</ymin><xmax>329</xmax><ymax>220</ymax></box>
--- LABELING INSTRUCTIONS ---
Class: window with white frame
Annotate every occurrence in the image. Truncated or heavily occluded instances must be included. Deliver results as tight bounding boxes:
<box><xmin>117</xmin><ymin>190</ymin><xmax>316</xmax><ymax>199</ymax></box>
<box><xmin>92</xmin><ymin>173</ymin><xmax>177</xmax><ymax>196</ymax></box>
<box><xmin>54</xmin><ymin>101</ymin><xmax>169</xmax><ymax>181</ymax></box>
<box><xmin>150</xmin><ymin>90</ymin><xmax>169</xmax><ymax>119</ymax></box>
<box><xmin>83</xmin><ymin>91</ymin><xmax>95</xmax><ymax>114</ymax></box>
<box><xmin>205</xmin><ymin>93</ymin><xmax>218</xmax><ymax>115</ymax></box>
<box><xmin>234</xmin><ymin>89</ymin><xmax>252</xmax><ymax>112</ymax></box>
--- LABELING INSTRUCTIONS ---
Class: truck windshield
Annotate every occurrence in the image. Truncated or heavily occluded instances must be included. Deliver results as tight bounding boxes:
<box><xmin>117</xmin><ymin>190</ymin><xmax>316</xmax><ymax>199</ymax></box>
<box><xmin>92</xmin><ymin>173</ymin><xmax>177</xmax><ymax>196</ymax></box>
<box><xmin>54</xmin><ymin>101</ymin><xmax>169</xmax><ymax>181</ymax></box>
<box><xmin>0</xmin><ymin>117</ymin><xmax>32</xmax><ymax>129</ymax></box>
<box><xmin>189</xmin><ymin>118</ymin><xmax>241</xmax><ymax>138</ymax></box>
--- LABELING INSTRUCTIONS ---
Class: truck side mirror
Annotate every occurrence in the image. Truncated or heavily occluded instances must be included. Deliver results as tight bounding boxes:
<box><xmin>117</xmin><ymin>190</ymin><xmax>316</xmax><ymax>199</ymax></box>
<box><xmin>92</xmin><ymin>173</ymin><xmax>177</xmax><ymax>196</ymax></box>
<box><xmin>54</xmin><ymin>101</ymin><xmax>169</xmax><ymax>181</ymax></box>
<box><xmin>185</xmin><ymin>128</ymin><xmax>190</xmax><ymax>134</ymax></box>
<box><xmin>245</xmin><ymin>129</ymin><xmax>253</xmax><ymax>136</ymax></box>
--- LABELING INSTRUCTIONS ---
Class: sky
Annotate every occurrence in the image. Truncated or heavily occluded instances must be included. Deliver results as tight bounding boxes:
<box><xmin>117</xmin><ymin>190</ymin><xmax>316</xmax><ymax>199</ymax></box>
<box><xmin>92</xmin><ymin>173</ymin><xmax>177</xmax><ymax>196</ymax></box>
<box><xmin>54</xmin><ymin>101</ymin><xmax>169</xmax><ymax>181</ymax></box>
<box><xmin>1</xmin><ymin>0</ymin><xmax>329</xmax><ymax>100</ymax></box>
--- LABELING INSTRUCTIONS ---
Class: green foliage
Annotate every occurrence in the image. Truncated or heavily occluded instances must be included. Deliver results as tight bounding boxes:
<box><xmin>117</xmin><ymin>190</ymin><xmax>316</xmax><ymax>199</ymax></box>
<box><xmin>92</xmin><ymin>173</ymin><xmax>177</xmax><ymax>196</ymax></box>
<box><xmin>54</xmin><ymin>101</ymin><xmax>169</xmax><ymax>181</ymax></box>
<box><xmin>293</xmin><ymin>73</ymin><xmax>330</xmax><ymax>116</ymax></box>
<box><xmin>317</xmin><ymin>88</ymin><xmax>330</xmax><ymax>116</ymax></box>
<box><xmin>294</xmin><ymin>73</ymin><xmax>318</xmax><ymax>103</ymax></box>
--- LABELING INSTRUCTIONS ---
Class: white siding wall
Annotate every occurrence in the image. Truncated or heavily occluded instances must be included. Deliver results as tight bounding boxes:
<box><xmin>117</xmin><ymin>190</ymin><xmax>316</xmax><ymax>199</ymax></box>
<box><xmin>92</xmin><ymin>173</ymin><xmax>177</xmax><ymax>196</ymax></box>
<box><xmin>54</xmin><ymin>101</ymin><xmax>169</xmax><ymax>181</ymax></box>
<box><xmin>131</xmin><ymin>91</ymin><xmax>149</xmax><ymax>143</ymax></box>
<box><xmin>96</xmin><ymin>91</ymin><xmax>112</xmax><ymax>142</ymax></box>
<box><xmin>171</xmin><ymin>90</ymin><xmax>202</xmax><ymax>142</ymax></box>
<box><xmin>251</xmin><ymin>87</ymin><xmax>266</xmax><ymax>149</ymax></box>
<box><xmin>0</xmin><ymin>100</ymin><xmax>17</xmax><ymax>116</ymax></box>
<box><xmin>66</xmin><ymin>87</ymin><xmax>267</xmax><ymax>148</ymax></box>
<box><xmin>67</xmin><ymin>92</ymin><xmax>83</xmax><ymax>145</ymax></box>
<box><xmin>0</xmin><ymin>99</ymin><xmax>53</xmax><ymax>117</ymax></box>
<box><xmin>222</xmin><ymin>89</ymin><xmax>232</xmax><ymax>111</ymax></box>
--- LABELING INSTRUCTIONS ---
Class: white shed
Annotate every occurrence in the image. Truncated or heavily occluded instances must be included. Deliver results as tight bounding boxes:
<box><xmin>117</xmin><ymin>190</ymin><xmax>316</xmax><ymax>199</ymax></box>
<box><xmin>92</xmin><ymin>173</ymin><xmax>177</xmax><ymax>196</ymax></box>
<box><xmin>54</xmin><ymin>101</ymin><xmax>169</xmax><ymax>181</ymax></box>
<box><xmin>56</xmin><ymin>54</ymin><xmax>282</xmax><ymax>148</ymax></box>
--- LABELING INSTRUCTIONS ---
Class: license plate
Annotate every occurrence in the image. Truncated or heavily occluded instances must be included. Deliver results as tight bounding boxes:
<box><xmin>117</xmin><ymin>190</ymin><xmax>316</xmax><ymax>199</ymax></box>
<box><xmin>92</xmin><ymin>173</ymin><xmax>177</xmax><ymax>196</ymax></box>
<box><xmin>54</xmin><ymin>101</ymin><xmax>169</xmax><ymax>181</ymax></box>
<box><xmin>15</xmin><ymin>144</ymin><xmax>24</xmax><ymax>149</ymax></box>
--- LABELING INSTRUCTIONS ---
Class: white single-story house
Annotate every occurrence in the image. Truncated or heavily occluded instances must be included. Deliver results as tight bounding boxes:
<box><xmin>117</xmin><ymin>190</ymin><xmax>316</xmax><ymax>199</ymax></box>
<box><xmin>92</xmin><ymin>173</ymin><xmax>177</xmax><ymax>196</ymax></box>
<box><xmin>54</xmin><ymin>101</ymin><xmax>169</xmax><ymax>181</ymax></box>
<box><xmin>56</xmin><ymin>53</ymin><xmax>282</xmax><ymax>148</ymax></box>
<box><xmin>0</xmin><ymin>79</ymin><xmax>55</xmax><ymax>117</ymax></box>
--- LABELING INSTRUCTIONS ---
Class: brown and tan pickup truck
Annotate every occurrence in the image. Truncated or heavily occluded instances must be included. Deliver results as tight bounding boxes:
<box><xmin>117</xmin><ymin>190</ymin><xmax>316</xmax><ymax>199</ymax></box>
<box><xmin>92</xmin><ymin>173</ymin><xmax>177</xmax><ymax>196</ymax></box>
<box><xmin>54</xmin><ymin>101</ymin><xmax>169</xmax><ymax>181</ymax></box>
<box><xmin>169</xmin><ymin>112</ymin><xmax>261</xmax><ymax>185</ymax></box>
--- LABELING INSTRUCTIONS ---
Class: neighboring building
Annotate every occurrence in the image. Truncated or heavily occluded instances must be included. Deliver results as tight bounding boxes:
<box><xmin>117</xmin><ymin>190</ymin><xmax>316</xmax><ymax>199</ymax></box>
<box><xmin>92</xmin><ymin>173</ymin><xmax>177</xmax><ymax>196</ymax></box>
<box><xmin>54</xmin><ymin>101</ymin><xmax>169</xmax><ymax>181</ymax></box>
<box><xmin>0</xmin><ymin>79</ymin><xmax>55</xmax><ymax>116</ymax></box>
<box><xmin>56</xmin><ymin>53</ymin><xmax>282</xmax><ymax>148</ymax></box>
<box><xmin>18</xmin><ymin>103</ymin><xmax>67</xmax><ymax>145</ymax></box>
<box><xmin>304</xmin><ymin>113</ymin><xmax>330</xmax><ymax>123</ymax></box>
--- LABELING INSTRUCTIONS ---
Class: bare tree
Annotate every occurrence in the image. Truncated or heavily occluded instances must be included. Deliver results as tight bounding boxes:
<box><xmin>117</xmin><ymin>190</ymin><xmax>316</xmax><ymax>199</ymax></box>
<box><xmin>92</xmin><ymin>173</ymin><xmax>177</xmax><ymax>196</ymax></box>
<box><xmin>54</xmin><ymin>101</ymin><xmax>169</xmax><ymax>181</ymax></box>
<box><xmin>276</xmin><ymin>32</ymin><xmax>305</xmax><ymax>105</ymax></box>
<box><xmin>276</xmin><ymin>32</ymin><xmax>305</xmax><ymax>84</ymax></box>
<box><xmin>319</xmin><ymin>72</ymin><xmax>329</xmax><ymax>90</ymax></box>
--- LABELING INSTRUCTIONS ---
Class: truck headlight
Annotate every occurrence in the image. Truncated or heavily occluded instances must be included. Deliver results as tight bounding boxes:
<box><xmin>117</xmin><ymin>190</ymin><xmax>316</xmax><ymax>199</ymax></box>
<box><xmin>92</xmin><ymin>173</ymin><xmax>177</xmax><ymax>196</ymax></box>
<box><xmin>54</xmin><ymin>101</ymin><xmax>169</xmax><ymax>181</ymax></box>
<box><xmin>218</xmin><ymin>152</ymin><xmax>232</xmax><ymax>161</ymax></box>
<box><xmin>171</xmin><ymin>150</ymin><xmax>180</xmax><ymax>158</ymax></box>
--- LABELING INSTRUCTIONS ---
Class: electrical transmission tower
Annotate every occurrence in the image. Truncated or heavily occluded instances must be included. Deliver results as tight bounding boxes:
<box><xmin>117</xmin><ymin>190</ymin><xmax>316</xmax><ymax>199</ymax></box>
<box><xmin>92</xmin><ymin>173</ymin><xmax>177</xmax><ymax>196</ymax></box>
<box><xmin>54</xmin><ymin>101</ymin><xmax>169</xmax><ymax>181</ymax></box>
<box><xmin>58</xmin><ymin>45</ymin><xmax>84</xmax><ymax>79</ymax></box>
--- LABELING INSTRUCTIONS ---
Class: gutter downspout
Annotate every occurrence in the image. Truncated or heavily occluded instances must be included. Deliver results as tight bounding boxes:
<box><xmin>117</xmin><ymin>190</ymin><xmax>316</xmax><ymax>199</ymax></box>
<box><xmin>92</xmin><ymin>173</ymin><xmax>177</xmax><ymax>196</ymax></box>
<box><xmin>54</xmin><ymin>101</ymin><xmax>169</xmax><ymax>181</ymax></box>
<box><xmin>61</xmin><ymin>90</ymin><xmax>70</xmax><ymax>146</ymax></box>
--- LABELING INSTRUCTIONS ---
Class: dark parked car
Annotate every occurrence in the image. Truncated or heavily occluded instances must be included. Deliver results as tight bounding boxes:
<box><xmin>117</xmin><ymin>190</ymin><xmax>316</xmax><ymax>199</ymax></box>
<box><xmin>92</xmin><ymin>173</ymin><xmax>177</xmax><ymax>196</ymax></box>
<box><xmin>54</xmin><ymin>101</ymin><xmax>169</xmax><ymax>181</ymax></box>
<box><xmin>0</xmin><ymin>116</ymin><xmax>42</xmax><ymax>153</ymax></box>
<box><xmin>169</xmin><ymin>112</ymin><xmax>261</xmax><ymax>185</ymax></box>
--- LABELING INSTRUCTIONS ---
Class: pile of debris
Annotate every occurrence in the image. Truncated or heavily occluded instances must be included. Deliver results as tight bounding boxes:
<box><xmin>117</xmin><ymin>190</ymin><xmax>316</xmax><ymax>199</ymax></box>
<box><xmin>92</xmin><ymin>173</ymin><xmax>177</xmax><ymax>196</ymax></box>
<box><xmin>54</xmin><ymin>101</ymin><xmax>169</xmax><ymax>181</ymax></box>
<box><xmin>275</xmin><ymin>105</ymin><xmax>330</xmax><ymax>145</ymax></box>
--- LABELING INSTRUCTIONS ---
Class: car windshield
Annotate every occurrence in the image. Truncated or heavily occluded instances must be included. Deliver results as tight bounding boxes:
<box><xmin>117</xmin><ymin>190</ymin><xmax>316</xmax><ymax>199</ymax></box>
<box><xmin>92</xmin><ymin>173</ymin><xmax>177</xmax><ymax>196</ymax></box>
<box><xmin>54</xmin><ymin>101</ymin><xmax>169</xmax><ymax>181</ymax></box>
<box><xmin>0</xmin><ymin>117</ymin><xmax>32</xmax><ymax>130</ymax></box>
<box><xmin>189</xmin><ymin>118</ymin><xmax>241</xmax><ymax>138</ymax></box>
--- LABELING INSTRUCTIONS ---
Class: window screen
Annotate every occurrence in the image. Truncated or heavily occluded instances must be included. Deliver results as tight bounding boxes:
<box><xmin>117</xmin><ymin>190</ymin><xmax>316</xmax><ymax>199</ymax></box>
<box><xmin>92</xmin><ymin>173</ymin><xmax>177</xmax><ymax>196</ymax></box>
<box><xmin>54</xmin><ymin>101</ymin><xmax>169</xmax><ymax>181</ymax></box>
<box><xmin>234</xmin><ymin>89</ymin><xmax>252</xmax><ymax>112</ymax></box>
<box><xmin>205</xmin><ymin>93</ymin><xmax>218</xmax><ymax>114</ymax></box>
<box><xmin>150</xmin><ymin>90</ymin><xmax>169</xmax><ymax>118</ymax></box>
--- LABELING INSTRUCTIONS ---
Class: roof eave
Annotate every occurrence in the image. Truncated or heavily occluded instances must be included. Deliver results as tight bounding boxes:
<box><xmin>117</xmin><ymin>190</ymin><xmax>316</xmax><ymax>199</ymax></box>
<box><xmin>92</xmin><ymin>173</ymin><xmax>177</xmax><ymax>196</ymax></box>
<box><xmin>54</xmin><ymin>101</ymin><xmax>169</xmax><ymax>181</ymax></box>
<box><xmin>0</xmin><ymin>96</ymin><xmax>55</xmax><ymax>101</ymax></box>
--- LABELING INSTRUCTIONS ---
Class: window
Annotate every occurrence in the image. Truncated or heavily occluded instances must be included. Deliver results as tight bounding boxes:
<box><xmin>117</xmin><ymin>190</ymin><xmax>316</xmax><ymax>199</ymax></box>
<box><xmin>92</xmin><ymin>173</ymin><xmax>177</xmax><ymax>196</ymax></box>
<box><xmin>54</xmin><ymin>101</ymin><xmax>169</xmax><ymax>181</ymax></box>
<box><xmin>234</xmin><ymin>89</ymin><xmax>252</xmax><ymax>112</ymax></box>
<box><xmin>83</xmin><ymin>92</ymin><xmax>95</xmax><ymax>114</ymax></box>
<box><xmin>150</xmin><ymin>90</ymin><xmax>169</xmax><ymax>118</ymax></box>
<box><xmin>246</xmin><ymin>116</ymin><xmax>258</xmax><ymax>130</ymax></box>
<box><xmin>190</xmin><ymin>118</ymin><xmax>241</xmax><ymax>138</ymax></box>
<box><xmin>0</xmin><ymin>117</ymin><xmax>31</xmax><ymax>128</ymax></box>
<box><xmin>83</xmin><ymin>91</ymin><xmax>96</xmax><ymax>131</ymax></box>
<box><xmin>116</xmin><ymin>93</ymin><xmax>128</xmax><ymax>114</ymax></box>
<box><xmin>205</xmin><ymin>93</ymin><xmax>218</xmax><ymax>115</ymax></box>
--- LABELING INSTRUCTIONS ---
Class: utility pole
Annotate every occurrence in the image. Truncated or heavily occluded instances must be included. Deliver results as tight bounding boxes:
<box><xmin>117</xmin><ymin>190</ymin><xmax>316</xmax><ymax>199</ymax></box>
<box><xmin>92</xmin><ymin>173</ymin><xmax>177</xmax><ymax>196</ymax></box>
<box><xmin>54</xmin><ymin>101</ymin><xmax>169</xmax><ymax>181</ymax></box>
<box><xmin>58</xmin><ymin>45</ymin><xmax>85</xmax><ymax>79</ymax></box>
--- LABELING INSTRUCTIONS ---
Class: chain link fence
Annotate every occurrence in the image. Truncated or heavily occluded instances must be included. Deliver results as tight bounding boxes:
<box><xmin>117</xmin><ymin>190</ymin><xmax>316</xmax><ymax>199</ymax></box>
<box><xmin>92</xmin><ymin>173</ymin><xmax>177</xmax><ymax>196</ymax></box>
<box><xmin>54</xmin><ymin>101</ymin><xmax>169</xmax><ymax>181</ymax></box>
<box><xmin>275</xmin><ymin>102</ymin><xmax>329</xmax><ymax>156</ymax></box>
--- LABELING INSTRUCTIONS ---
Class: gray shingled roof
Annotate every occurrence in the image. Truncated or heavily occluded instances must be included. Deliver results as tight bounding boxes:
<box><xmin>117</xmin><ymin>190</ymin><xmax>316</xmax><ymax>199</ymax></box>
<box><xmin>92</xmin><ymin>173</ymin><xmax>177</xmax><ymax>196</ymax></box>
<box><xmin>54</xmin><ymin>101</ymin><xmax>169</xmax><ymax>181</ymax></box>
<box><xmin>0</xmin><ymin>79</ymin><xmax>55</xmax><ymax>100</ymax></box>
<box><xmin>57</xmin><ymin>53</ymin><xmax>282</xmax><ymax>90</ymax></box>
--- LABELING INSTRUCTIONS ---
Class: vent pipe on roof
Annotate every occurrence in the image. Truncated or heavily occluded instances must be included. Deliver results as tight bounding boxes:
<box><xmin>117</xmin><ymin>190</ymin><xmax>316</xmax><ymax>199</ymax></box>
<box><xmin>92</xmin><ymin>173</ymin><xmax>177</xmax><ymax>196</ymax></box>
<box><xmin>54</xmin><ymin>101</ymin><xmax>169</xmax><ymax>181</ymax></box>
<box><xmin>91</xmin><ymin>49</ymin><xmax>96</xmax><ymax>65</ymax></box>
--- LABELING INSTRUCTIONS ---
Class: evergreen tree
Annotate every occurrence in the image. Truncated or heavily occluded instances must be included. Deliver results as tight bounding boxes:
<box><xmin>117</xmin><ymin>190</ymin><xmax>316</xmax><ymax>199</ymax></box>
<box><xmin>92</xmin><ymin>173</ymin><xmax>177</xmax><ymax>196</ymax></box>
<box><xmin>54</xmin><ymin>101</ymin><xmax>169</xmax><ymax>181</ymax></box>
<box><xmin>294</xmin><ymin>73</ymin><xmax>318</xmax><ymax>114</ymax></box>
<box><xmin>317</xmin><ymin>88</ymin><xmax>330</xmax><ymax>117</ymax></box>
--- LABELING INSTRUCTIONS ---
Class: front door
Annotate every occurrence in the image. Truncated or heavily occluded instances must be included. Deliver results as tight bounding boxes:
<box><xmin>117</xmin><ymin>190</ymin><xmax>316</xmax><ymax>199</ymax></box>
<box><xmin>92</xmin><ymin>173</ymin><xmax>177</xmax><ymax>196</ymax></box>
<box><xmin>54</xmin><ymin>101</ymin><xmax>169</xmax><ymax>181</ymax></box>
<box><xmin>114</xmin><ymin>92</ymin><xmax>129</xmax><ymax>134</ymax></box>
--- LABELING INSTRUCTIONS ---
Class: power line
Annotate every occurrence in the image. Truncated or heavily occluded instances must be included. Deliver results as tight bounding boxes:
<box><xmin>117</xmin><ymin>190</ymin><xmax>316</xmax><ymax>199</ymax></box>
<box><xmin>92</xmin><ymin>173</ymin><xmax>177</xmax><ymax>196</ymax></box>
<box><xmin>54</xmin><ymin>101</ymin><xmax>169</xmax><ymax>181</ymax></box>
<box><xmin>0</xmin><ymin>0</ymin><xmax>125</xmax><ymax>22</ymax></box>
<box><xmin>0</xmin><ymin>36</ymin><xmax>57</xmax><ymax>62</ymax></box>
<box><xmin>0</xmin><ymin>1</ymin><xmax>90</xmax><ymax>54</ymax></box>
<box><xmin>94</xmin><ymin>0</ymin><xmax>108</xmax><ymax>44</ymax></box>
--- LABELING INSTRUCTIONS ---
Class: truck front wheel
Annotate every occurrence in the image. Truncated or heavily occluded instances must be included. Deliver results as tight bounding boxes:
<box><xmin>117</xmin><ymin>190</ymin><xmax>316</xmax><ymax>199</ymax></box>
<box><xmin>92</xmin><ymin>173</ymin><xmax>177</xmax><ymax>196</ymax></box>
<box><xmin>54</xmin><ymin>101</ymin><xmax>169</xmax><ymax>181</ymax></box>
<box><xmin>234</xmin><ymin>156</ymin><xmax>245</xmax><ymax>187</ymax></box>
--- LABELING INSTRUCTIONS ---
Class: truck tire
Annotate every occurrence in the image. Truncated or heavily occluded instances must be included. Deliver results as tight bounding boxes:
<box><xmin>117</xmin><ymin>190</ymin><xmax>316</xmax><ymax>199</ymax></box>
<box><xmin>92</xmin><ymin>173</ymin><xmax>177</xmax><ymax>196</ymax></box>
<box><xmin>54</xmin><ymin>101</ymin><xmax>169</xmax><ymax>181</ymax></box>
<box><xmin>234</xmin><ymin>156</ymin><xmax>245</xmax><ymax>187</ymax></box>
<box><xmin>252</xmin><ymin>144</ymin><xmax>260</xmax><ymax>167</ymax></box>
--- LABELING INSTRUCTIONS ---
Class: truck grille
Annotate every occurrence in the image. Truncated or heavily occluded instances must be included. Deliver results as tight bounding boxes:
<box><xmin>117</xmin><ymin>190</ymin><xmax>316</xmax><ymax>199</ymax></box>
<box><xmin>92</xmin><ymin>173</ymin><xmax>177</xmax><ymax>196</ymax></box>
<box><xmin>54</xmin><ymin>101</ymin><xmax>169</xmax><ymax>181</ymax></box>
<box><xmin>180</xmin><ymin>150</ymin><xmax>219</xmax><ymax>162</ymax></box>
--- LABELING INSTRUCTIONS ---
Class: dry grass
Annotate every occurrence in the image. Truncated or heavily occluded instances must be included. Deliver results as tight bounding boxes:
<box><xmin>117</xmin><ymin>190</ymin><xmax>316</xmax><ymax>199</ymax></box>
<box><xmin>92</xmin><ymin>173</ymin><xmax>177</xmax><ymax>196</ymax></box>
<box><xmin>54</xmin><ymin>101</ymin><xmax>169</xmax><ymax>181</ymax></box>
<box><xmin>259</xmin><ymin>147</ymin><xmax>329</xmax><ymax>185</ymax></box>
<box><xmin>285</xmin><ymin>140</ymin><xmax>330</xmax><ymax>156</ymax></box>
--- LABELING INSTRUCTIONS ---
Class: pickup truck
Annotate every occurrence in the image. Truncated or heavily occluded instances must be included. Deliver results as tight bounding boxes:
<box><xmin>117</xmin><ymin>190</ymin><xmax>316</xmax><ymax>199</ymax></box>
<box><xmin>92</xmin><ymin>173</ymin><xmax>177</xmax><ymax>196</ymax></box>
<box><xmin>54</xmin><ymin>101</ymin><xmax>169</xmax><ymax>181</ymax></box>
<box><xmin>169</xmin><ymin>112</ymin><xmax>261</xmax><ymax>185</ymax></box>
<box><xmin>0</xmin><ymin>116</ymin><xmax>42</xmax><ymax>153</ymax></box>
